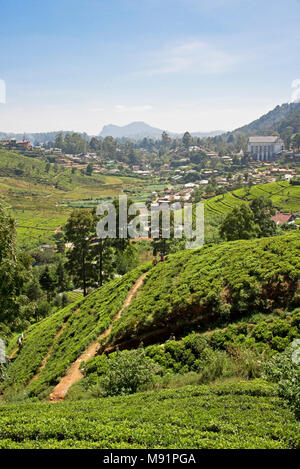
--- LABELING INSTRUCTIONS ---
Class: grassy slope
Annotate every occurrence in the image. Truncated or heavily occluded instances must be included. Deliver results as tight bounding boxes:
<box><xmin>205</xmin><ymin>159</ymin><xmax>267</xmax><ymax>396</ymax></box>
<box><xmin>2</xmin><ymin>265</ymin><xmax>149</xmax><ymax>397</ymax></box>
<box><xmin>0</xmin><ymin>380</ymin><xmax>298</xmax><ymax>449</ymax></box>
<box><xmin>2</xmin><ymin>232</ymin><xmax>299</xmax><ymax>398</ymax></box>
<box><xmin>0</xmin><ymin>149</ymin><xmax>142</xmax><ymax>247</ymax></box>
<box><xmin>105</xmin><ymin>232</ymin><xmax>299</xmax><ymax>349</ymax></box>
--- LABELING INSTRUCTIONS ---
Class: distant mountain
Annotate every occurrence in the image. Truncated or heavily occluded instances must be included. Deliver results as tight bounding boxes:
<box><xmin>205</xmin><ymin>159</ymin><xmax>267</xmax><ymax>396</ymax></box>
<box><xmin>99</xmin><ymin>121</ymin><xmax>224</xmax><ymax>140</ymax></box>
<box><xmin>99</xmin><ymin>121</ymin><xmax>165</xmax><ymax>139</ymax></box>
<box><xmin>232</xmin><ymin>102</ymin><xmax>300</xmax><ymax>137</ymax></box>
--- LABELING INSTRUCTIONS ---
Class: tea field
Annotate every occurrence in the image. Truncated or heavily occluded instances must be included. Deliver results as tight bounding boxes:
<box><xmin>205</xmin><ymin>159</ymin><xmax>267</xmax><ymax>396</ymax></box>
<box><xmin>0</xmin><ymin>149</ymin><xmax>143</xmax><ymax>248</ymax></box>
<box><xmin>2</xmin><ymin>232</ymin><xmax>299</xmax><ymax>399</ymax></box>
<box><xmin>205</xmin><ymin>181</ymin><xmax>300</xmax><ymax>216</ymax></box>
<box><xmin>0</xmin><ymin>380</ymin><xmax>298</xmax><ymax>449</ymax></box>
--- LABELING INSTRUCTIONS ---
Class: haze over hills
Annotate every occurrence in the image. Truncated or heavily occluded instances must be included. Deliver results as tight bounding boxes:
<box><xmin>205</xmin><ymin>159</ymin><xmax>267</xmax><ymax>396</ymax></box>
<box><xmin>1</xmin><ymin>102</ymin><xmax>299</xmax><ymax>144</ymax></box>
<box><xmin>99</xmin><ymin>121</ymin><xmax>224</xmax><ymax>139</ymax></box>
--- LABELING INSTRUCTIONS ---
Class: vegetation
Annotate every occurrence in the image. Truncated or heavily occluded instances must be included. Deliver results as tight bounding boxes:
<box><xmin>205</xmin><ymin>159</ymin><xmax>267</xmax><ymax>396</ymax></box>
<box><xmin>2</xmin><ymin>232</ymin><xmax>298</xmax><ymax>400</ymax></box>
<box><xmin>104</xmin><ymin>233</ymin><xmax>299</xmax><ymax>350</ymax></box>
<box><xmin>0</xmin><ymin>380</ymin><xmax>298</xmax><ymax>449</ymax></box>
<box><xmin>1</xmin><ymin>265</ymin><xmax>149</xmax><ymax>398</ymax></box>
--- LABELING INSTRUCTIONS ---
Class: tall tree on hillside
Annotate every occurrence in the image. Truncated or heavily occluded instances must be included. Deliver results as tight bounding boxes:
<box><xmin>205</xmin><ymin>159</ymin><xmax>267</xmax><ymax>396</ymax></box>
<box><xmin>249</xmin><ymin>197</ymin><xmax>276</xmax><ymax>238</ymax></box>
<box><xmin>162</xmin><ymin>131</ymin><xmax>171</xmax><ymax>151</ymax></box>
<box><xmin>182</xmin><ymin>131</ymin><xmax>192</xmax><ymax>149</ymax></box>
<box><xmin>39</xmin><ymin>266</ymin><xmax>55</xmax><ymax>301</ymax></box>
<box><xmin>0</xmin><ymin>204</ymin><xmax>30</xmax><ymax>328</ymax></box>
<box><xmin>91</xmin><ymin>237</ymin><xmax>115</xmax><ymax>287</ymax></box>
<box><xmin>89</xmin><ymin>136</ymin><xmax>102</xmax><ymax>152</ymax></box>
<box><xmin>55</xmin><ymin>132</ymin><xmax>64</xmax><ymax>149</ymax></box>
<box><xmin>220</xmin><ymin>204</ymin><xmax>259</xmax><ymax>241</ymax></box>
<box><xmin>64</xmin><ymin>210</ymin><xmax>96</xmax><ymax>296</ymax></box>
<box><xmin>55</xmin><ymin>260</ymin><xmax>68</xmax><ymax>293</ymax></box>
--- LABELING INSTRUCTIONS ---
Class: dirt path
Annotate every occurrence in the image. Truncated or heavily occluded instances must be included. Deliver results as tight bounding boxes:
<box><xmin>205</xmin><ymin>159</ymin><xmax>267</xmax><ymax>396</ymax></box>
<box><xmin>30</xmin><ymin>323</ymin><xmax>68</xmax><ymax>383</ymax></box>
<box><xmin>9</xmin><ymin>348</ymin><xmax>18</xmax><ymax>360</ymax></box>
<box><xmin>49</xmin><ymin>272</ymin><xmax>148</xmax><ymax>402</ymax></box>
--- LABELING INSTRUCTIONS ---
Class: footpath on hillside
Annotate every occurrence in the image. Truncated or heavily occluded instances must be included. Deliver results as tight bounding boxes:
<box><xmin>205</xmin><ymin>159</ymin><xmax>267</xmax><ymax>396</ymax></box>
<box><xmin>49</xmin><ymin>272</ymin><xmax>148</xmax><ymax>402</ymax></box>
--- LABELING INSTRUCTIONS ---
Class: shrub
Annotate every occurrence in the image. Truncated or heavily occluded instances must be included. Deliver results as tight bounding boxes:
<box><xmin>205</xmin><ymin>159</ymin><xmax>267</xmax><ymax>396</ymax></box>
<box><xmin>100</xmin><ymin>347</ymin><xmax>162</xmax><ymax>396</ymax></box>
<box><xmin>263</xmin><ymin>340</ymin><xmax>300</xmax><ymax>418</ymax></box>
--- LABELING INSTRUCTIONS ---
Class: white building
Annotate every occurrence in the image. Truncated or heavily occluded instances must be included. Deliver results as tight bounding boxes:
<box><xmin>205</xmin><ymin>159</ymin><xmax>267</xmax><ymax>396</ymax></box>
<box><xmin>248</xmin><ymin>136</ymin><xmax>284</xmax><ymax>161</ymax></box>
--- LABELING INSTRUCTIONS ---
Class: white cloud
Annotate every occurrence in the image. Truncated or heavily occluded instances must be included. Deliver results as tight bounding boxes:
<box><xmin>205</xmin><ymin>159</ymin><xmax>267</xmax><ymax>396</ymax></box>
<box><xmin>140</xmin><ymin>40</ymin><xmax>239</xmax><ymax>76</ymax></box>
<box><xmin>291</xmin><ymin>78</ymin><xmax>300</xmax><ymax>103</ymax></box>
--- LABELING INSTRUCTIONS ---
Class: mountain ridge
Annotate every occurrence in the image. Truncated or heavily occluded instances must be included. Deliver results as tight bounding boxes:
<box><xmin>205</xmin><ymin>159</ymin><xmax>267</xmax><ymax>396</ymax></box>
<box><xmin>99</xmin><ymin>121</ymin><xmax>223</xmax><ymax>139</ymax></box>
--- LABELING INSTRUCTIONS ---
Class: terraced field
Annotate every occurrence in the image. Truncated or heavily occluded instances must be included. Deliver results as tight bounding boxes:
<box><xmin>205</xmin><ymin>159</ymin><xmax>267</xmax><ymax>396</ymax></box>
<box><xmin>205</xmin><ymin>181</ymin><xmax>300</xmax><ymax>217</ymax></box>
<box><xmin>0</xmin><ymin>149</ymin><xmax>143</xmax><ymax>248</ymax></box>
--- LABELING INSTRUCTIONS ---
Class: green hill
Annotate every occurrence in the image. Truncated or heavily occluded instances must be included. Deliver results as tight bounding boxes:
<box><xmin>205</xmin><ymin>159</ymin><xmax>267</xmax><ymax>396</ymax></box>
<box><xmin>0</xmin><ymin>149</ymin><xmax>141</xmax><ymax>248</ymax></box>
<box><xmin>205</xmin><ymin>180</ymin><xmax>300</xmax><ymax>217</ymax></box>
<box><xmin>2</xmin><ymin>232</ymin><xmax>299</xmax><ymax>399</ymax></box>
<box><xmin>233</xmin><ymin>102</ymin><xmax>300</xmax><ymax>137</ymax></box>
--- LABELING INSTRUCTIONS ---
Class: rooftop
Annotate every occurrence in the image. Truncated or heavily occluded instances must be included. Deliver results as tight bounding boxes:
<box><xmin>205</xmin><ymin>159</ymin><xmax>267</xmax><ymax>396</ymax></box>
<box><xmin>248</xmin><ymin>136</ymin><xmax>281</xmax><ymax>143</ymax></box>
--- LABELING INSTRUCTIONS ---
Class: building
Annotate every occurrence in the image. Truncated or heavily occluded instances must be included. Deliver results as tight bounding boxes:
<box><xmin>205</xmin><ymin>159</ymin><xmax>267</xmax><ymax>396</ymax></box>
<box><xmin>271</xmin><ymin>211</ymin><xmax>295</xmax><ymax>225</ymax></box>
<box><xmin>16</xmin><ymin>139</ymin><xmax>32</xmax><ymax>150</ymax></box>
<box><xmin>248</xmin><ymin>136</ymin><xmax>284</xmax><ymax>161</ymax></box>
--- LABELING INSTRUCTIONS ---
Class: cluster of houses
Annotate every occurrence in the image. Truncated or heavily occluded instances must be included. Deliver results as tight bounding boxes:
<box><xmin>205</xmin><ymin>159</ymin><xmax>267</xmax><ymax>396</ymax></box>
<box><xmin>1</xmin><ymin>138</ymin><xmax>32</xmax><ymax>151</ymax></box>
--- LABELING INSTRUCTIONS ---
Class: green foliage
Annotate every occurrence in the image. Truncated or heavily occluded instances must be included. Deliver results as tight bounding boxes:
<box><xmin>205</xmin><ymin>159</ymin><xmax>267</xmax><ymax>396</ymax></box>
<box><xmin>0</xmin><ymin>380</ymin><xmax>298</xmax><ymax>448</ymax></box>
<box><xmin>99</xmin><ymin>347</ymin><xmax>161</xmax><ymax>396</ymax></box>
<box><xmin>1</xmin><ymin>265</ymin><xmax>148</xmax><ymax>397</ymax></box>
<box><xmin>264</xmin><ymin>340</ymin><xmax>300</xmax><ymax>418</ymax></box>
<box><xmin>220</xmin><ymin>203</ymin><xmax>258</xmax><ymax>241</ymax></box>
<box><xmin>249</xmin><ymin>196</ymin><xmax>277</xmax><ymax>238</ymax></box>
<box><xmin>0</xmin><ymin>204</ymin><xmax>33</xmax><ymax>329</ymax></box>
<box><xmin>64</xmin><ymin>209</ymin><xmax>97</xmax><ymax>295</ymax></box>
<box><xmin>105</xmin><ymin>233</ymin><xmax>299</xmax><ymax>349</ymax></box>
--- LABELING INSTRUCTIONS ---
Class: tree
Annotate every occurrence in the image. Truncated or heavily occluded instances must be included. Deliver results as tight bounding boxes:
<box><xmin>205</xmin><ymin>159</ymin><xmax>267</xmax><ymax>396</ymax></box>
<box><xmin>86</xmin><ymin>163</ymin><xmax>93</xmax><ymax>176</ymax></box>
<box><xmin>249</xmin><ymin>197</ymin><xmax>276</xmax><ymax>238</ymax></box>
<box><xmin>161</xmin><ymin>131</ymin><xmax>171</xmax><ymax>151</ymax></box>
<box><xmin>55</xmin><ymin>132</ymin><xmax>64</xmax><ymax>149</ymax></box>
<box><xmin>89</xmin><ymin>136</ymin><xmax>101</xmax><ymax>152</ymax></box>
<box><xmin>182</xmin><ymin>131</ymin><xmax>192</xmax><ymax>149</ymax></box>
<box><xmin>55</xmin><ymin>260</ymin><xmax>68</xmax><ymax>292</ymax></box>
<box><xmin>53</xmin><ymin>232</ymin><xmax>65</xmax><ymax>254</ymax></box>
<box><xmin>0</xmin><ymin>204</ymin><xmax>29</xmax><ymax>328</ymax></box>
<box><xmin>220</xmin><ymin>204</ymin><xmax>258</xmax><ymax>241</ymax></box>
<box><xmin>39</xmin><ymin>266</ymin><xmax>55</xmax><ymax>301</ymax></box>
<box><xmin>91</xmin><ymin>237</ymin><xmax>115</xmax><ymax>287</ymax></box>
<box><xmin>64</xmin><ymin>210</ymin><xmax>96</xmax><ymax>296</ymax></box>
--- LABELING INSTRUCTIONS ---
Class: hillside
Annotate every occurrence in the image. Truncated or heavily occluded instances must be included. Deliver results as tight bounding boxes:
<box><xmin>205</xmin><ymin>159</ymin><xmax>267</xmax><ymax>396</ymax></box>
<box><xmin>205</xmin><ymin>180</ymin><xmax>300</xmax><ymax>217</ymax></box>
<box><xmin>0</xmin><ymin>149</ymin><xmax>141</xmax><ymax>247</ymax></box>
<box><xmin>2</xmin><ymin>232</ymin><xmax>299</xmax><ymax>399</ymax></box>
<box><xmin>232</xmin><ymin>102</ymin><xmax>300</xmax><ymax>137</ymax></box>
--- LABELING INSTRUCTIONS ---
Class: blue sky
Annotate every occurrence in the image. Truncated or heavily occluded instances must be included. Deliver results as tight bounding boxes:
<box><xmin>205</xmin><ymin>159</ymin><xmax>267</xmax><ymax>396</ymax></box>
<box><xmin>0</xmin><ymin>0</ymin><xmax>299</xmax><ymax>134</ymax></box>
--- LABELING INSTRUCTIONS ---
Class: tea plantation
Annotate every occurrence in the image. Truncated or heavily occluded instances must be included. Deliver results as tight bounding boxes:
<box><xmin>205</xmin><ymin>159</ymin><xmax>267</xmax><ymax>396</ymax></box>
<box><xmin>0</xmin><ymin>380</ymin><xmax>298</xmax><ymax>449</ymax></box>
<box><xmin>1</xmin><ymin>232</ymin><xmax>299</xmax><ymax>449</ymax></box>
